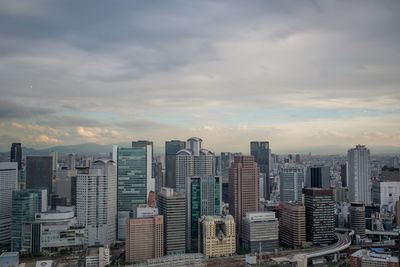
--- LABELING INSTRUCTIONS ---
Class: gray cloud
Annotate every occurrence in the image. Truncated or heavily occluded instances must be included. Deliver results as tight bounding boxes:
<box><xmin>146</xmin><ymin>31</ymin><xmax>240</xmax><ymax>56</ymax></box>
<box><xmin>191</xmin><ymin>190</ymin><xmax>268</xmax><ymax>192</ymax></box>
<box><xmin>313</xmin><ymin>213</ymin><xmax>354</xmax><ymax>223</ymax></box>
<box><xmin>37</xmin><ymin>116</ymin><xmax>104</xmax><ymax>128</ymax></box>
<box><xmin>0</xmin><ymin>1</ymin><xmax>400</xmax><ymax>150</ymax></box>
<box><xmin>114</xmin><ymin>119</ymin><xmax>168</xmax><ymax>131</ymax></box>
<box><xmin>0</xmin><ymin>98</ymin><xmax>53</xmax><ymax>118</ymax></box>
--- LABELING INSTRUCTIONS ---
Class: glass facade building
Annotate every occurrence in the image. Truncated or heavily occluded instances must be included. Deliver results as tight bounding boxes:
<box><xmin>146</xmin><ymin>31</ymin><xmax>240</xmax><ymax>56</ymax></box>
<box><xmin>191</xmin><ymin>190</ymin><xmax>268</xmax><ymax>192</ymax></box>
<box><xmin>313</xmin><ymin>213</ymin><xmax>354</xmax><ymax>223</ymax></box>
<box><xmin>165</xmin><ymin>140</ymin><xmax>185</xmax><ymax>189</ymax></box>
<box><xmin>250</xmin><ymin>142</ymin><xmax>270</xmax><ymax>200</ymax></box>
<box><xmin>11</xmin><ymin>189</ymin><xmax>47</xmax><ymax>252</ymax></box>
<box><xmin>186</xmin><ymin>176</ymin><xmax>221</xmax><ymax>252</ymax></box>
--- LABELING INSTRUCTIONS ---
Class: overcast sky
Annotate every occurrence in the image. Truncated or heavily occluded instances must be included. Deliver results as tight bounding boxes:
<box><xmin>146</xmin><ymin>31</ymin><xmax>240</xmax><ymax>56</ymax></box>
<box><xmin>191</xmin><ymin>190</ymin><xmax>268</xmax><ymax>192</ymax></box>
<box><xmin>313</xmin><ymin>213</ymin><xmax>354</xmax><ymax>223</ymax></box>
<box><xmin>0</xmin><ymin>0</ymin><xmax>399</xmax><ymax>153</ymax></box>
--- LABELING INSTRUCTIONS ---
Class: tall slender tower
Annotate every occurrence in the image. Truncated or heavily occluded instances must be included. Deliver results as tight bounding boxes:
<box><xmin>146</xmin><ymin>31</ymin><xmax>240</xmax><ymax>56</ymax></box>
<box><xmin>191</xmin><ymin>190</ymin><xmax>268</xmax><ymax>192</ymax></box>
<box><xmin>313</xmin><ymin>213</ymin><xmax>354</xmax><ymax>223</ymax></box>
<box><xmin>77</xmin><ymin>159</ymin><xmax>117</xmax><ymax>246</ymax></box>
<box><xmin>348</xmin><ymin>145</ymin><xmax>371</xmax><ymax>204</ymax></box>
<box><xmin>0</xmin><ymin>162</ymin><xmax>18</xmax><ymax>247</ymax></box>
<box><xmin>228</xmin><ymin>155</ymin><xmax>259</xmax><ymax>242</ymax></box>
<box><xmin>250</xmin><ymin>142</ymin><xmax>270</xmax><ymax>200</ymax></box>
<box><xmin>10</xmin><ymin>143</ymin><xmax>22</xmax><ymax>170</ymax></box>
<box><xmin>117</xmin><ymin>141</ymin><xmax>154</xmax><ymax>240</ymax></box>
<box><xmin>158</xmin><ymin>187</ymin><xmax>186</xmax><ymax>255</ymax></box>
<box><xmin>186</xmin><ymin>176</ymin><xmax>221</xmax><ymax>251</ymax></box>
<box><xmin>165</xmin><ymin>140</ymin><xmax>185</xmax><ymax>189</ymax></box>
<box><xmin>26</xmin><ymin>156</ymin><xmax>53</xmax><ymax>196</ymax></box>
<box><xmin>175</xmin><ymin>137</ymin><xmax>215</xmax><ymax>195</ymax></box>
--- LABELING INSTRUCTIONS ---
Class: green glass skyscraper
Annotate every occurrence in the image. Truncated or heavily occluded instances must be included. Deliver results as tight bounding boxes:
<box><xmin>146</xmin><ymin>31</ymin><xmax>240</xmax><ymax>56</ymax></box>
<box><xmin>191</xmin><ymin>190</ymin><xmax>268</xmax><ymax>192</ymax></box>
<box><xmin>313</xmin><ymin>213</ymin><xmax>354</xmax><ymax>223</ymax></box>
<box><xmin>11</xmin><ymin>189</ymin><xmax>47</xmax><ymax>252</ymax></box>
<box><xmin>117</xmin><ymin>141</ymin><xmax>154</xmax><ymax>240</ymax></box>
<box><xmin>186</xmin><ymin>176</ymin><xmax>221</xmax><ymax>252</ymax></box>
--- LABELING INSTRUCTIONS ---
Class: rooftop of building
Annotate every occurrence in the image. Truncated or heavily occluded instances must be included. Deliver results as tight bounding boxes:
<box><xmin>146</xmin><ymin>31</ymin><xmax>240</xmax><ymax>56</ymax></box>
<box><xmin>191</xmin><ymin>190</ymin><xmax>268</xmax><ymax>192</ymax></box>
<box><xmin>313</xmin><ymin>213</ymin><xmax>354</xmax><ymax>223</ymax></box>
<box><xmin>351</xmin><ymin>249</ymin><xmax>398</xmax><ymax>263</ymax></box>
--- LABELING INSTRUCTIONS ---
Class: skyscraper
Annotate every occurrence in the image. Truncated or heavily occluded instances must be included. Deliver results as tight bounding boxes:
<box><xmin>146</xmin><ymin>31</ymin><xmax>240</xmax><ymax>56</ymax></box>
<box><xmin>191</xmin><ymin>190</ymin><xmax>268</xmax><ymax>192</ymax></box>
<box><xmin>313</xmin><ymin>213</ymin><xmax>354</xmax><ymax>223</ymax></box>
<box><xmin>165</xmin><ymin>140</ymin><xmax>186</xmax><ymax>189</ymax></box>
<box><xmin>10</xmin><ymin>143</ymin><xmax>22</xmax><ymax>170</ymax></box>
<box><xmin>175</xmin><ymin>137</ymin><xmax>215</xmax><ymax>195</ymax></box>
<box><xmin>348</xmin><ymin>145</ymin><xmax>371</xmax><ymax>205</ymax></box>
<box><xmin>250</xmin><ymin>141</ymin><xmax>270</xmax><ymax>200</ymax></box>
<box><xmin>117</xmin><ymin>142</ymin><xmax>154</xmax><ymax>240</ymax></box>
<box><xmin>158</xmin><ymin>187</ymin><xmax>186</xmax><ymax>255</ymax></box>
<box><xmin>304</xmin><ymin>188</ymin><xmax>334</xmax><ymax>245</ymax></box>
<box><xmin>125</xmin><ymin>215</ymin><xmax>164</xmax><ymax>263</ymax></box>
<box><xmin>67</xmin><ymin>154</ymin><xmax>76</xmax><ymax>170</ymax></box>
<box><xmin>279</xmin><ymin>202</ymin><xmax>306</xmax><ymax>248</ymax></box>
<box><xmin>220</xmin><ymin>152</ymin><xmax>233</xmax><ymax>182</ymax></box>
<box><xmin>341</xmin><ymin>163</ymin><xmax>347</xmax><ymax>188</ymax></box>
<box><xmin>26</xmin><ymin>156</ymin><xmax>53</xmax><ymax>195</ymax></box>
<box><xmin>280</xmin><ymin>168</ymin><xmax>304</xmax><ymax>202</ymax></box>
<box><xmin>152</xmin><ymin>162</ymin><xmax>163</xmax><ymax>193</ymax></box>
<box><xmin>51</xmin><ymin>151</ymin><xmax>58</xmax><ymax>172</ymax></box>
<box><xmin>11</xmin><ymin>189</ymin><xmax>47</xmax><ymax>251</ymax></box>
<box><xmin>186</xmin><ymin>176</ymin><xmax>221</xmax><ymax>251</ymax></box>
<box><xmin>228</xmin><ymin>155</ymin><xmax>259</xmax><ymax>242</ymax></box>
<box><xmin>305</xmin><ymin>165</ymin><xmax>330</xmax><ymax>189</ymax></box>
<box><xmin>0</xmin><ymin>162</ymin><xmax>18</xmax><ymax>247</ymax></box>
<box><xmin>76</xmin><ymin>159</ymin><xmax>117</xmax><ymax>246</ymax></box>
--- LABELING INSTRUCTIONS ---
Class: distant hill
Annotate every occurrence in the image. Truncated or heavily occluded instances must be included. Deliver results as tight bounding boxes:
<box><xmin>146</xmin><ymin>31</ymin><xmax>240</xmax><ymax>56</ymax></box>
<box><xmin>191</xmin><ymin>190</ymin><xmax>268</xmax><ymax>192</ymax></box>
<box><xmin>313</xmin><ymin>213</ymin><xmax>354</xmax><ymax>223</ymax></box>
<box><xmin>0</xmin><ymin>142</ymin><xmax>164</xmax><ymax>158</ymax></box>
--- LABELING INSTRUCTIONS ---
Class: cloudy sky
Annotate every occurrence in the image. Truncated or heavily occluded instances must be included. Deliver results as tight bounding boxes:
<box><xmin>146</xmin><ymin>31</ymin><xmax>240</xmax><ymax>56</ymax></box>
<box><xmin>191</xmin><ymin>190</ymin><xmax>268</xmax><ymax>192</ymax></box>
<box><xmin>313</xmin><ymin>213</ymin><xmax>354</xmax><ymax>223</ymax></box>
<box><xmin>0</xmin><ymin>0</ymin><xmax>399</xmax><ymax>153</ymax></box>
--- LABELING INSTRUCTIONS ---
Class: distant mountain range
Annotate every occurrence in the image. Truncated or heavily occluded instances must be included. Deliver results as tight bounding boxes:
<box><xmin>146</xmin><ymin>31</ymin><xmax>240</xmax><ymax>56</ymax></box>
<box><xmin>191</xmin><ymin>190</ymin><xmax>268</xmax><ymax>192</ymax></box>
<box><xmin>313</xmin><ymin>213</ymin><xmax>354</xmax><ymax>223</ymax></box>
<box><xmin>0</xmin><ymin>142</ymin><xmax>164</xmax><ymax>158</ymax></box>
<box><xmin>0</xmin><ymin>143</ymin><xmax>398</xmax><ymax>158</ymax></box>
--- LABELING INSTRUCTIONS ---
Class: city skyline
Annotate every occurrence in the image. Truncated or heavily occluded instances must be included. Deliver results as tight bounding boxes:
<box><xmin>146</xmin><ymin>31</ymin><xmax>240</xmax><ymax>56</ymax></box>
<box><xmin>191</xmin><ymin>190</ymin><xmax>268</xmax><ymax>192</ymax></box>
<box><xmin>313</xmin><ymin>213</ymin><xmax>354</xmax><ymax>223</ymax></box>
<box><xmin>0</xmin><ymin>1</ymin><xmax>400</xmax><ymax>153</ymax></box>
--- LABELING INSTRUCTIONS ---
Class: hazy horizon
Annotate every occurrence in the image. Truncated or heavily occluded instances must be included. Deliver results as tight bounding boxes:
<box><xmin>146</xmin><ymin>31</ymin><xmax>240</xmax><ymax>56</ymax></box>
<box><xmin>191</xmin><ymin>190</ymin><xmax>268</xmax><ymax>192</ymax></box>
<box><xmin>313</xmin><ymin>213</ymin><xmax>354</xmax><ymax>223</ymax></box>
<box><xmin>1</xmin><ymin>1</ymin><xmax>399</xmax><ymax>153</ymax></box>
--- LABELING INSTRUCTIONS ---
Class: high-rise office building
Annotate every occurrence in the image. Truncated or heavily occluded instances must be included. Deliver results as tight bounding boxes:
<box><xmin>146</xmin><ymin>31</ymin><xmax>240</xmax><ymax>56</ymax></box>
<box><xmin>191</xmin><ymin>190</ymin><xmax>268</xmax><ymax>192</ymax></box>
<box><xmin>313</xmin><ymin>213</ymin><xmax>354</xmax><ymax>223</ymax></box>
<box><xmin>11</xmin><ymin>189</ymin><xmax>47</xmax><ymax>251</ymax></box>
<box><xmin>0</xmin><ymin>162</ymin><xmax>18</xmax><ymax>247</ymax></box>
<box><xmin>26</xmin><ymin>156</ymin><xmax>53</xmax><ymax>195</ymax></box>
<box><xmin>51</xmin><ymin>151</ymin><xmax>58</xmax><ymax>172</ymax></box>
<box><xmin>10</xmin><ymin>143</ymin><xmax>22</xmax><ymax>170</ymax></box>
<box><xmin>250</xmin><ymin>141</ymin><xmax>270</xmax><ymax>200</ymax></box>
<box><xmin>372</xmin><ymin>181</ymin><xmax>400</xmax><ymax>211</ymax></box>
<box><xmin>125</xmin><ymin>215</ymin><xmax>164</xmax><ymax>263</ymax></box>
<box><xmin>76</xmin><ymin>160</ymin><xmax>117</xmax><ymax>246</ymax></box>
<box><xmin>280</xmin><ymin>168</ymin><xmax>304</xmax><ymax>202</ymax></box>
<box><xmin>165</xmin><ymin>140</ymin><xmax>185</xmax><ymax>189</ymax></box>
<box><xmin>186</xmin><ymin>176</ymin><xmax>221</xmax><ymax>251</ymax></box>
<box><xmin>305</xmin><ymin>165</ymin><xmax>330</xmax><ymax>189</ymax></box>
<box><xmin>348</xmin><ymin>145</ymin><xmax>371</xmax><ymax>204</ymax></box>
<box><xmin>350</xmin><ymin>202</ymin><xmax>366</xmax><ymax>239</ymax></box>
<box><xmin>228</xmin><ymin>155</ymin><xmax>259</xmax><ymax>242</ymax></box>
<box><xmin>220</xmin><ymin>152</ymin><xmax>232</xmax><ymax>182</ymax></box>
<box><xmin>158</xmin><ymin>187</ymin><xmax>186</xmax><ymax>255</ymax></box>
<box><xmin>279</xmin><ymin>202</ymin><xmax>306</xmax><ymax>247</ymax></box>
<box><xmin>67</xmin><ymin>154</ymin><xmax>76</xmax><ymax>170</ymax></box>
<box><xmin>152</xmin><ymin>162</ymin><xmax>163</xmax><ymax>193</ymax></box>
<box><xmin>304</xmin><ymin>188</ymin><xmax>334</xmax><ymax>245</ymax></box>
<box><xmin>175</xmin><ymin>137</ymin><xmax>215</xmax><ymax>195</ymax></box>
<box><xmin>242</xmin><ymin>212</ymin><xmax>279</xmax><ymax>253</ymax></box>
<box><xmin>341</xmin><ymin>163</ymin><xmax>347</xmax><ymax>187</ymax></box>
<box><xmin>198</xmin><ymin>215</ymin><xmax>235</xmax><ymax>258</ymax></box>
<box><xmin>117</xmin><ymin>142</ymin><xmax>154</xmax><ymax>240</ymax></box>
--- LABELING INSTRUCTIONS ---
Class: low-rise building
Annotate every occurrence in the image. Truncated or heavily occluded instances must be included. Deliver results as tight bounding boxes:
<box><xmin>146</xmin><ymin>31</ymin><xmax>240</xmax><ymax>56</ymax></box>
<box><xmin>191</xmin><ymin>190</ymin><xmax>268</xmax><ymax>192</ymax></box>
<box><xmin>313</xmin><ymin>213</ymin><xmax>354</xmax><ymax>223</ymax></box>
<box><xmin>85</xmin><ymin>246</ymin><xmax>110</xmax><ymax>267</ymax></box>
<box><xmin>198</xmin><ymin>215</ymin><xmax>235</xmax><ymax>258</ymax></box>
<box><xmin>350</xmin><ymin>249</ymin><xmax>398</xmax><ymax>267</ymax></box>
<box><xmin>0</xmin><ymin>252</ymin><xmax>19</xmax><ymax>267</ymax></box>
<box><xmin>21</xmin><ymin>206</ymin><xmax>85</xmax><ymax>254</ymax></box>
<box><xmin>129</xmin><ymin>253</ymin><xmax>206</xmax><ymax>267</ymax></box>
<box><xmin>242</xmin><ymin>212</ymin><xmax>279</xmax><ymax>253</ymax></box>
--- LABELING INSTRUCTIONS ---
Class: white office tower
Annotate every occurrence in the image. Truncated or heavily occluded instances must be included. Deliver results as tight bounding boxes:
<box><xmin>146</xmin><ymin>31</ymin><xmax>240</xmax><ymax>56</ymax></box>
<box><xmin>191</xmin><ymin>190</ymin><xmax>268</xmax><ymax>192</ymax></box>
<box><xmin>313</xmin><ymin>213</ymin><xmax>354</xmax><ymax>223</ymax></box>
<box><xmin>348</xmin><ymin>145</ymin><xmax>371</xmax><ymax>205</ymax></box>
<box><xmin>0</xmin><ymin>162</ymin><xmax>18</xmax><ymax>246</ymax></box>
<box><xmin>77</xmin><ymin>159</ymin><xmax>117</xmax><ymax>246</ymax></box>
<box><xmin>175</xmin><ymin>137</ymin><xmax>215</xmax><ymax>194</ymax></box>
